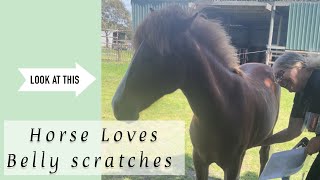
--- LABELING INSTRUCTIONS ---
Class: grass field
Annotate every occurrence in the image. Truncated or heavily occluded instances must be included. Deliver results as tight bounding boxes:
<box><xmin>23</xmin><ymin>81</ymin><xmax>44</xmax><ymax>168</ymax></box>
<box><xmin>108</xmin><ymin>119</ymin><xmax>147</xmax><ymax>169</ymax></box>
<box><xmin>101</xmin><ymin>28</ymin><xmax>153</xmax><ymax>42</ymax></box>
<box><xmin>102</xmin><ymin>61</ymin><xmax>317</xmax><ymax>180</ymax></box>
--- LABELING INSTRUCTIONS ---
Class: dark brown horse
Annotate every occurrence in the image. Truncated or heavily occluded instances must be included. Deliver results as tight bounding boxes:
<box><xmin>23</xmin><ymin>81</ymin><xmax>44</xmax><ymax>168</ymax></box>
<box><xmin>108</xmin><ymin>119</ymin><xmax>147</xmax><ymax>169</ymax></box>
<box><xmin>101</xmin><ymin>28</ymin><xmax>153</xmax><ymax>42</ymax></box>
<box><xmin>112</xmin><ymin>6</ymin><xmax>280</xmax><ymax>180</ymax></box>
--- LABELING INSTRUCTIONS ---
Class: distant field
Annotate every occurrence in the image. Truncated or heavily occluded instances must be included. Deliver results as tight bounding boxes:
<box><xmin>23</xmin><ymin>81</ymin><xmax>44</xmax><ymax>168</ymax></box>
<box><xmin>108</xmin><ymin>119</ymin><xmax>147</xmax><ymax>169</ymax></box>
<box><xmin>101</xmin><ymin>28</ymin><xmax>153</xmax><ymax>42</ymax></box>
<box><xmin>102</xmin><ymin>61</ymin><xmax>317</xmax><ymax>180</ymax></box>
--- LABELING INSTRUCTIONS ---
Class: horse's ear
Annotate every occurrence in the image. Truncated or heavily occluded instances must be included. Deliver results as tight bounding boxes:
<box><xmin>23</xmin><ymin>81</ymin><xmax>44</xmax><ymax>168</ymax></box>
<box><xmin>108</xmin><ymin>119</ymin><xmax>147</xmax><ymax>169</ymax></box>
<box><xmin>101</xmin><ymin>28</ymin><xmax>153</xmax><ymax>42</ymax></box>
<box><xmin>189</xmin><ymin>12</ymin><xmax>199</xmax><ymax>23</ymax></box>
<box><xmin>199</xmin><ymin>13</ymin><xmax>208</xmax><ymax>19</ymax></box>
<box><xmin>181</xmin><ymin>12</ymin><xmax>198</xmax><ymax>31</ymax></box>
<box><xmin>150</xmin><ymin>8</ymin><xmax>155</xmax><ymax>13</ymax></box>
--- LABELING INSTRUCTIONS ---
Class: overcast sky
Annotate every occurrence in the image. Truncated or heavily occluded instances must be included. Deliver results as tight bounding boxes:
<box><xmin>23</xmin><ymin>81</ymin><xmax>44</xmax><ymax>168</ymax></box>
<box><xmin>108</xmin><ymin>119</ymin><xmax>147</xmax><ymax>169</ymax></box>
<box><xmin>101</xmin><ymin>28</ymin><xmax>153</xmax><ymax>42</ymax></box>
<box><xmin>121</xmin><ymin>0</ymin><xmax>132</xmax><ymax>13</ymax></box>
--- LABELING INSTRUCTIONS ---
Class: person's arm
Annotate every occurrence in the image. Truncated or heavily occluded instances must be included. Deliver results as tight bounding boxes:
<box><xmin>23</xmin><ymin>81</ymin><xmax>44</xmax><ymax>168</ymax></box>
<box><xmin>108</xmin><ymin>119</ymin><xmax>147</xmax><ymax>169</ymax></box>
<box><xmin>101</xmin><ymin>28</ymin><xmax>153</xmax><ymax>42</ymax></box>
<box><xmin>306</xmin><ymin>136</ymin><xmax>320</xmax><ymax>155</ymax></box>
<box><xmin>261</xmin><ymin>116</ymin><xmax>304</xmax><ymax>146</ymax></box>
<box><xmin>261</xmin><ymin>92</ymin><xmax>306</xmax><ymax>146</ymax></box>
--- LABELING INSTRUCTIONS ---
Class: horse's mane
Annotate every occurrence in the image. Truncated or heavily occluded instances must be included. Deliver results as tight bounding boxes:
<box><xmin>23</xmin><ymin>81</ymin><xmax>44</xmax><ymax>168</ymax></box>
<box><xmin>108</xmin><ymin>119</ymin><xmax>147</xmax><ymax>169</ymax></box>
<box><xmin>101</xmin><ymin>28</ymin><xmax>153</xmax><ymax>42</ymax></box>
<box><xmin>134</xmin><ymin>6</ymin><xmax>241</xmax><ymax>74</ymax></box>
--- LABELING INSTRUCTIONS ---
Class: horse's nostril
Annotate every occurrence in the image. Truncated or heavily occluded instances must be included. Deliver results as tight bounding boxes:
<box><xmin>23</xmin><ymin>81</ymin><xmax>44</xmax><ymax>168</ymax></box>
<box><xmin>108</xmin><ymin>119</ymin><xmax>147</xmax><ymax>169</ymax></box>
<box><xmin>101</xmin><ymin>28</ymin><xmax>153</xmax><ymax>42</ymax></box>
<box><xmin>112</xmin><ymin>103</ymin><xmax>121</xmax><ymax>119</ymax></box>
<box><xmin>112</xmin><ymin>95</ymin><xmax>120</xmax><ymax>110</ymax></box>
<box><xmin>111</xmin><ymin>97</ymin><xmax>120</xmax><ymax>117</ymax></box>
<box><xmin>112</xmin><ymin>97</ymin><xmax>117</xmax><ymax>109</ymax></box>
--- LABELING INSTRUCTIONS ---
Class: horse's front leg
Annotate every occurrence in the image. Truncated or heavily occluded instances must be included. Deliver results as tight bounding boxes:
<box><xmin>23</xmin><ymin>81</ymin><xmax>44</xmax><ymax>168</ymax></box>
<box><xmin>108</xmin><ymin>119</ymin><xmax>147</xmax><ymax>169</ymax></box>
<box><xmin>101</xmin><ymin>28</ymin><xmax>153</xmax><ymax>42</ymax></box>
<box><xmin>193</xmin><ymin>149</ymin><xmax>209</xmax><ymax>180</ymax></box>
<box><xmin>259</xmin><ymin>145</ymin><xmax>271</xmax><ymax>175</ymax></box>
<box><xmin>223</xmin><ymin>152</ymin><xmax>245</xmax><ymax>180</ymax></box>
<box><xmin>259</xmin><ymin>130</ymin><xmax>274</xmax><ymax>175</ymax></box>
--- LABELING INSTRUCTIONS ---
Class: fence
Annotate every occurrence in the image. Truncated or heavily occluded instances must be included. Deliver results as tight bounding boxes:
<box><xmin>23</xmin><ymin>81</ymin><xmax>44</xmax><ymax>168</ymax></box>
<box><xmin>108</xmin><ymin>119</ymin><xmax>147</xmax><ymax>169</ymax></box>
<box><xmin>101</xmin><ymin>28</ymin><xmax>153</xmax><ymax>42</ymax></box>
<box><xmin>102</xmin><ymin>43</ymin><xmax>134</xmax><ymax>61</ymax></box>
<box><xmin>101</xmin><ymin>30</ymin><xmax>134</xmax><ymax>61</ymax></box>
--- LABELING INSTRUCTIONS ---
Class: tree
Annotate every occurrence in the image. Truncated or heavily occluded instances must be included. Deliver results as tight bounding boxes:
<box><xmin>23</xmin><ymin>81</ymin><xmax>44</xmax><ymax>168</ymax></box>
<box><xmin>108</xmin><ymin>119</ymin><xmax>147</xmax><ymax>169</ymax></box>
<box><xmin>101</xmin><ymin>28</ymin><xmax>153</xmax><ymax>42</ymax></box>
<box><xmin>101</xmin><ymin>0</ymin><xmax>132</xmax><ymax>44</ymax></box>
<box><xmin>102</xmin><ymin>0</ymin><xmax>132</xmax><ymax>61</ymax></box>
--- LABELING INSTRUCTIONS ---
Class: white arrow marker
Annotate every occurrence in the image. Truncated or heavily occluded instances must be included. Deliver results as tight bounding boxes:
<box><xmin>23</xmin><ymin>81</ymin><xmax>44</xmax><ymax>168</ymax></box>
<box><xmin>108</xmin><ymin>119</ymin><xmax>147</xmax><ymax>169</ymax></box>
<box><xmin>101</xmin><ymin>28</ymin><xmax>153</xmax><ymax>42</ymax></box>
<box><xmin>18</xmin><ymin>63</ymin><xmax>96</xmax><ymax>96</ymax></box>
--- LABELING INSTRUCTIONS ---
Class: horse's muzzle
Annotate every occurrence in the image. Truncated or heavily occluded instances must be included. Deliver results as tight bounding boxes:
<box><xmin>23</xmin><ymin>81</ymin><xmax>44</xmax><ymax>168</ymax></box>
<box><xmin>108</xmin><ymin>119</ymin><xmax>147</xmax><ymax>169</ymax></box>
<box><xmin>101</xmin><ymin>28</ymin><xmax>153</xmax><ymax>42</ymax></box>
<box><xmin>112</xmin><ymin>99</ymin><xmax>139</xmax><ymax>120</ymax></box>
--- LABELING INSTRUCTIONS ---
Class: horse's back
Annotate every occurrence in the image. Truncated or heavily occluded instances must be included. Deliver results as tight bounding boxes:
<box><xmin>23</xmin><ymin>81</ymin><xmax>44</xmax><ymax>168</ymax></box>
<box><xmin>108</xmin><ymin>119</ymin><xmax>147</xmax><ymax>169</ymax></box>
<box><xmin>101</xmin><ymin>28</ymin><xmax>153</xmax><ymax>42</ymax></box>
<box><xmin>240</xmin><ymin>63</ymin><xmax>273</xmax><ymax>81</ymax></box>
<box><xmin>240</xmin><ymin>63</ymin><xmax>279</xmax><ymax>94</ymax></box>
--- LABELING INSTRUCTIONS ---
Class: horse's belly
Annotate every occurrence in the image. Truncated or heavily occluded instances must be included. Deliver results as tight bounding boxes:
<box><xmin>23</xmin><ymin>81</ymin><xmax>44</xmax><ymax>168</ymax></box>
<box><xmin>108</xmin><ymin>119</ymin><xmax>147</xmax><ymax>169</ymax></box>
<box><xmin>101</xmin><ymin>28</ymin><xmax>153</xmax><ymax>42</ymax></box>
<box><xmin>249</xmin><ymin>101</ymin><xmax>279</xmax><ymax>147</ymax></box>
<box><xmin>189</xmin><ymin>116</ymin><xmax>246</xmax><ymax>166</ymax></box>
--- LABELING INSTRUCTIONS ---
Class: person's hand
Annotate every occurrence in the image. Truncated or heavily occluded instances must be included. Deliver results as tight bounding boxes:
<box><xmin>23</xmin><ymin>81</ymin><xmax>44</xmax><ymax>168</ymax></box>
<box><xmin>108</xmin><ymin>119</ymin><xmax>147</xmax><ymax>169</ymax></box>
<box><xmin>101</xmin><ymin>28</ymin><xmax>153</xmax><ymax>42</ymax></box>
<box><xmin>306</xmin><ymin>137</ymin><xmax>320</xmax><ymax>155</ymax></box>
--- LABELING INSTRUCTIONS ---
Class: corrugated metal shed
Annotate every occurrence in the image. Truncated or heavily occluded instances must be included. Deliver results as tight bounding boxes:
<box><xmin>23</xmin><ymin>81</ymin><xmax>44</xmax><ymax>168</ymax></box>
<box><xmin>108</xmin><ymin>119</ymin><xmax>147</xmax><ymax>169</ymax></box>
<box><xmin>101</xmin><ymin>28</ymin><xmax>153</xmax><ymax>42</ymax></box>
<box><xmin>286</xmin><ymin>2</ymin><xmax>320</xmax><ymax>52</ymax></box>
<box><xmin>131</xmin><ymin>0</ymin><xmax>191</xmax><ymax>30</ymax></box>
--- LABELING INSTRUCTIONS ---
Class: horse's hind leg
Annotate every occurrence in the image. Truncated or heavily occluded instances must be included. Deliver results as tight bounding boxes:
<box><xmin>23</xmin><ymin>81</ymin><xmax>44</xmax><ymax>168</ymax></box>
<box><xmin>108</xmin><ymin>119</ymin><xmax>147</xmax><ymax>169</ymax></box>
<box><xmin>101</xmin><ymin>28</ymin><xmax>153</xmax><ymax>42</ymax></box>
<box><xmin>193</xmin><ymin>150</ymin><xmax>209</xmax><ymax>180</ymax></box>
<box><xmin>259</xmin><ymin>145</ymin><xmax>271</xmax><ymax>175</ymax></box>
<box><xmin>224</xmin><ymin>152</ymin><xmax>245</xmax><ymax>180</ymax></box>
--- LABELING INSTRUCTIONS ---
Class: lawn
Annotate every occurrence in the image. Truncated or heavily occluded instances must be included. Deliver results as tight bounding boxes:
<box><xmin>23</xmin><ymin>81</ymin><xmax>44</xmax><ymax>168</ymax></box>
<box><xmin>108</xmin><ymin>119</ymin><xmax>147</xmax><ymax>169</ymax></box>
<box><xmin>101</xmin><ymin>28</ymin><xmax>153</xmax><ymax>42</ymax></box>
<box><xmin>101</xmin><ymin>61</ymin><xmax>317</xmax><ymax>180</ymax></box>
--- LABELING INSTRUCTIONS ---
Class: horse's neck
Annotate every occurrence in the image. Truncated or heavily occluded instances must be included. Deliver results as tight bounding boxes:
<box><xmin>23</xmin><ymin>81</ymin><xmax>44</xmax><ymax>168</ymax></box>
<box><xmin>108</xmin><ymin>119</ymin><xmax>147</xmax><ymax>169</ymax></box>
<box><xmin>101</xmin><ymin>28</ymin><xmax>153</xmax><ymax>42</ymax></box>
<box><xmin>181</xmin><ymin>46</ymin><xmax>242</xmax><ymax>120</ymax></box>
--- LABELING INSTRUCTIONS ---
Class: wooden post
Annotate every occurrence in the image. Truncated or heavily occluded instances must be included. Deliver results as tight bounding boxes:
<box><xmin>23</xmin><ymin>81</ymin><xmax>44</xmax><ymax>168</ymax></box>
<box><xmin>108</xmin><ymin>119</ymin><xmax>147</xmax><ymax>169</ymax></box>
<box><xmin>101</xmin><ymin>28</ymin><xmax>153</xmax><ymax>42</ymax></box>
<box><xmin>105</xmin><ymin>30</ymin><xmax>110</xmax><ymax>51</ymax></box>
<box><xmin>116</xmin><ymin>30</ymin><xmax>120</xmax><ymax>61</ymax></box>
<box><xmin>266</xmin><ymin>5</ymin><xmax>276</xmax><ymax>65</ymax></box>
<box><xmin>277</xmin><ymin>15</ymin><xmax>283</xmax><ymax>45</ymax></box>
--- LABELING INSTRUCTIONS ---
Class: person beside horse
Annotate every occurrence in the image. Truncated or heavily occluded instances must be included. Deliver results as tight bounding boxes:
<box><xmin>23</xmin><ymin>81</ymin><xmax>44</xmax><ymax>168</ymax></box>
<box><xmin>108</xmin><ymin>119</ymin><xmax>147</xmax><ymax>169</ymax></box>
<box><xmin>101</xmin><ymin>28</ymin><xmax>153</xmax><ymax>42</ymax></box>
<box><xmin>262</xmin><ymin>52</ymin><xmax>320</xmax><ymax>179</ymax></box>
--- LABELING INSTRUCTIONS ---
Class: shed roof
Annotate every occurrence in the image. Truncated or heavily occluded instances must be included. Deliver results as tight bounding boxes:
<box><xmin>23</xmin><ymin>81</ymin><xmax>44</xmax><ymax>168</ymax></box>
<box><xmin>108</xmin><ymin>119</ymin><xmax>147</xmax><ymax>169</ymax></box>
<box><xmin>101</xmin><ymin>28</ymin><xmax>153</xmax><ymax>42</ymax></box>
<box><xmin>132</xmin><ymin>0</ymin><xmax>191</xmax><ymax>3</ymax></box>
<box><xmin>194</xmin><ymin>1</ymin><xmax>289</xmax><ymax>26</ymax></box>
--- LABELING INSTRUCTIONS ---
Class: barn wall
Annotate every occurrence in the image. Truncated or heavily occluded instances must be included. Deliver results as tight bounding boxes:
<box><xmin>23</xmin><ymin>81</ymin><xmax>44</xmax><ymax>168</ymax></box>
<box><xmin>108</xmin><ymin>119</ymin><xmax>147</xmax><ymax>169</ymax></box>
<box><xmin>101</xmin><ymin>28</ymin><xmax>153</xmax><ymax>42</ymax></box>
<box><xmin>228</xmin><ymin>26</ymin><xmax>249</xmax><ymax>48</ymax></box>
<box><xmin>286</xmin><ymin>2</ymin><xmax>320</xmax><ymax>52</ymax></box>
<box><xmin>131</xmin><ymin>0</ymin><xmax>190</xmax><ymax>31</ymax></box>
<box><xmin>247</xmin><ymin>27</ymin><xmax>287</xmax><ymax>47</ymax></box>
